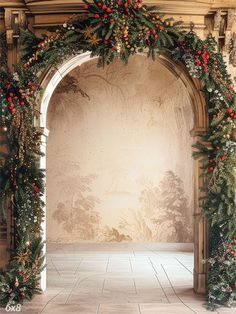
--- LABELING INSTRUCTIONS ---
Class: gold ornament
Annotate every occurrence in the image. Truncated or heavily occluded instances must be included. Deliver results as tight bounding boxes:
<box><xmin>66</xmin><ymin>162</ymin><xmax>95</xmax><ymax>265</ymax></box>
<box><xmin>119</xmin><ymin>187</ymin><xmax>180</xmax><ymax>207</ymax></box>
<box><xmin>80</xmin><ymin>26</ymin><xmax>94</xmax><ymax>39</ymax></box>
<box><xmin>15</xmin><ymin>251</ymin><xmax>28</xmax><ymax>265</ymax></box>
<box><xmin>116</xmin><ymin>42</ymin><xmax>121</xmax><ymax>53</ymax></box>
<box><xmin>231</xmin><ymin>128</ymin><xmax>236</xmax><ymax>141</ymax></box>
<box><xmin>2</xmin><ymin>126</ymin><xmax>7</xmax><ymax>132</ymax></box>
<box><xmin>25</xmin><ymin>240</ymin><xmax>30</xmax><ymax>246</ymax></box>
<box><xmin>88</xmin><ymin>35</ymin><xmax>100</xmax><ymax>46</ymax></box>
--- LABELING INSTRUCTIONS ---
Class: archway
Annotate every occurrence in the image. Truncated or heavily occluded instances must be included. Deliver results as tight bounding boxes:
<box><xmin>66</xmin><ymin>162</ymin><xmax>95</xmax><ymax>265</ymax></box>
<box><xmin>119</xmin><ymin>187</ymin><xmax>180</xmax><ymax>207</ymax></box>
<box><xmin>37</xmin><ymin>51</ymin><xmax>208</xmax><ymax>294</ymax></box>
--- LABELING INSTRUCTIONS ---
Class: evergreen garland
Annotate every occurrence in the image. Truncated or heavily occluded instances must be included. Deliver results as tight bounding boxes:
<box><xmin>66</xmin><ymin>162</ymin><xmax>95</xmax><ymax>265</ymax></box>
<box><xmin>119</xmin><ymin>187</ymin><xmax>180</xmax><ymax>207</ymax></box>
<box><xmin>0</xmin><ymin>0</ymin><xmax>235</xmax><ymax>310</ymax></box>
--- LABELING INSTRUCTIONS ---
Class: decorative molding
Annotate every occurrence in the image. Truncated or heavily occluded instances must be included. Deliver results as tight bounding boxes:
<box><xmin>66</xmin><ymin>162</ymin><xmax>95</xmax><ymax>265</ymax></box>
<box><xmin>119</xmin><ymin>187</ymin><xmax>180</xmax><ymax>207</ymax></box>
<box><xmin>226</xmin><ymin>9</ymin><xmax>235</xmax><ymax>30</ymax></box>
<box><xmin>5</xmin><ymin>9</ymin><xmax>26</xmax><ymax>44</ymax></box>
<box><xmin>229</xmin><ymin>32</ymin><xmax>236</xmax><ymax>66</ymax></box>
<box><xmin>214</xmin><ymin>9</ymin><xmax>222</xmax><ymax>31</ymax></box>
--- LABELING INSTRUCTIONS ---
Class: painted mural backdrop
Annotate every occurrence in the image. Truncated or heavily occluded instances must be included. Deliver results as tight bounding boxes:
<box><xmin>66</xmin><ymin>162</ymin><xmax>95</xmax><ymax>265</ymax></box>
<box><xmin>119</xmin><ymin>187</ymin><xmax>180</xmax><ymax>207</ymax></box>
<box><xmin>47</xmin><ymin>55</ymin><xmax>194</xmax><ymax>243</ymax></box>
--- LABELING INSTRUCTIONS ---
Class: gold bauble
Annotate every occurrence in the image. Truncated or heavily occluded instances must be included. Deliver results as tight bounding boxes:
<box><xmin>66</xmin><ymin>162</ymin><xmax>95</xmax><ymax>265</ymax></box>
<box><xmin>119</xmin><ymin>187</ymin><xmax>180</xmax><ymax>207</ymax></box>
<box><xmin>231</xmin><ymin>128</ymin><xmax>236</xmax><ymax>141</ymax></box>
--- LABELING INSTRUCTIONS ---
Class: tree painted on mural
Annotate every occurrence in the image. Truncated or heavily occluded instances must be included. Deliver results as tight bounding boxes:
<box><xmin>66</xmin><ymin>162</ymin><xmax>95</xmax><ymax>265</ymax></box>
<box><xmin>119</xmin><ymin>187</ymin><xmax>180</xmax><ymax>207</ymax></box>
<box><xmin>0</xmin><ymin>0</ymin><xmax>235</xmax><ymax>310</ymax></box>
<box><xmin>152</xmin><ymin>171</ymin><xmax>192</xmax><ymax>242</ymax></box>
<box><xmin>50</xmin><ymin>161</ymin><xmax>101</xmax><ymax>240</ymax></box>
<box><xmin>119</xmin><ymin>171</ymin><xmax>192</xmax><ymax>242</ymax></box>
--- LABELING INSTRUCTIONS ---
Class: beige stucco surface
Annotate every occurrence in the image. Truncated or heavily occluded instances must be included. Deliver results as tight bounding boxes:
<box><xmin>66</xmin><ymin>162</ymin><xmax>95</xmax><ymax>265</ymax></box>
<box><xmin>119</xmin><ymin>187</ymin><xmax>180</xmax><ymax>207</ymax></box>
<box><xmin>46</xmin><ymin>55</ymin><xmax>194</xmax><ymax>243</ymax></box>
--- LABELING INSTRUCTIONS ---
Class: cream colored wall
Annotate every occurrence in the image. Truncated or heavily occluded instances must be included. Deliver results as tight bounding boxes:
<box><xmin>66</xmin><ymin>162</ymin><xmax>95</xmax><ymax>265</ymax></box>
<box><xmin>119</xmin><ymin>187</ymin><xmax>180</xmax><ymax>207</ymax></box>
<box><xmin>46</xmin><ymin>55</ymin><xmax>194</xmax><ymax>243</ymax></box>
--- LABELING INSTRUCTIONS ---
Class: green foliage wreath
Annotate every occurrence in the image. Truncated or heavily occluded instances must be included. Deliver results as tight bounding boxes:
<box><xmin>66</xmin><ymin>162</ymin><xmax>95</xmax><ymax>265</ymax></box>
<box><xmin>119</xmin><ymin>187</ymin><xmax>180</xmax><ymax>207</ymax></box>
<box><xmin>0</xmin><ymin>0</ymin><xmax>235</xmax><ymax>310</ymax></box>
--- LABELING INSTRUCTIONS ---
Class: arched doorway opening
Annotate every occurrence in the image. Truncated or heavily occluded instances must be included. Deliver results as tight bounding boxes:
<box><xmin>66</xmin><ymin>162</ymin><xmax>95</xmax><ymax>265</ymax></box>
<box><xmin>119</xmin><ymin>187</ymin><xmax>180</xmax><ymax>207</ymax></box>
<box><xmin>37</xmin><ymin>52</ymin><xmax>208</xmax><ymax>294</ymax></box>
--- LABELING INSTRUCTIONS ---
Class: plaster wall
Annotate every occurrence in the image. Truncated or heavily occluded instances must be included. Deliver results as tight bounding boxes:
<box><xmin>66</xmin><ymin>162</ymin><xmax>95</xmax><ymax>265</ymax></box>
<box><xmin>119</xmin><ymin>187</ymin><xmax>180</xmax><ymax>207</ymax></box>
<box><xmin>46</xmin><ymin>55</ymin><xmax>194</xmax><ymax>243</ymax></box>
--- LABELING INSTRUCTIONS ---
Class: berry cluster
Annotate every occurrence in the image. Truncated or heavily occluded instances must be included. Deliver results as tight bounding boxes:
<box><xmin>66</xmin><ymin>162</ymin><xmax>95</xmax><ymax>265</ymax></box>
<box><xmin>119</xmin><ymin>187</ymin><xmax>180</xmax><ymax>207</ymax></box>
<box><xmin>227</xmin><ymin>107</ymin><xmax>236</xmax><ymax>119</ymax></box>
<box><xmin>195</xmin><ymin>47</ymin><xmax>210</xmax><ymax>73</ymax></box>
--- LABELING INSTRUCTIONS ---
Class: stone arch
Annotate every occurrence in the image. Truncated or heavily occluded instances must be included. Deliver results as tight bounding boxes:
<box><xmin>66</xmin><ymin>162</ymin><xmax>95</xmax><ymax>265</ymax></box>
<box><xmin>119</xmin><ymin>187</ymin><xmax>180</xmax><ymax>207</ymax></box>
<box><xmin>37</xmin><ymin>51</ymin><xmax>208</xmax><ymax>293</ymax></box>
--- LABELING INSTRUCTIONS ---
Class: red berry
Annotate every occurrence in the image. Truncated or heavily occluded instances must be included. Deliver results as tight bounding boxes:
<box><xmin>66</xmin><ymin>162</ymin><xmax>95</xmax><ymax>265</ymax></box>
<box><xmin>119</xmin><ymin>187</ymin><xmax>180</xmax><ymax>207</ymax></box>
<box><xmin>214</xmin><ymin>60</ymin><xmax>218</xmax><ymax>65</ymax></box>
<box><xmin>104</xmin><ymin>13</ymin><xmax>108</xmax><ymax>18</ymax></box>
<box><xmin>102</xmin><ymin>4</ymin><xmax>106</xmax><ymax>10</ymax></box>
<box><xmin>11</xmin><ymin>108</ymin><xmax>16</xmax><ymax>114</ymax></box>
<box><xmin>221</xmin><ymin>155</ymin><xmax>227</xmax><ymax>161</ymax></box>
<box><xmin>14</xmin><ymin>96</ymin><xmax>18</xmax><ymax>100</ymax></box>
<box><xmin>209</xmin><ymin>166</ymin><xmax>214</xmax><ymax>171</ymax></box>
<box><xmin>198</xmin><ymin>50</ymin><xmax>201</xmax><ymax>54</ymax></box>
<box><xmin>98</xmin><ymin>2</ymin><xmax>102</xmax><ymax>6</ymax></box>
<box><xmin>107</xmin><ymin>8</ymin><xmax>112</xmax><ymax>13</ymax></box>
<box><xmin>227</xmin><ymin>107</ymin><xmax>233</xmax><ymax>113</ymax></box>
<box><xmin>28</xmin><ymin>81</ymin><xmax>33</xmax><ymax>87</ymax></box>
<box><xmin>20</xmin><ymin>101</ymin><xmax>25</xmax><ymax>106</ymax></box>
<box><xmin>209</xmin><ymin>159</ymin><xmax>214</xmax><ymax>163</ymax></box>
<box><xmin>94</xmin><ymin>14</ymin><xmax>100</xmax><ymax>19</ymax></box>
<box><xmin>7</xmin><ymin>97</ymin><xmax>12</xmax><ymax>102</ymax></box>
<box><xmin>9</xmin><ymin>92</ymin><xmax>14</xmax><ymax>97</ymax></box>
<box><xmin>21</xmin><ymin>95</ymin><xmax>25</xmax><ymax>99</ymax></box>
<box><xmin>84</xmin><ymin>4</ymin><xmax>88</xmax><ymax>9</ymax></box>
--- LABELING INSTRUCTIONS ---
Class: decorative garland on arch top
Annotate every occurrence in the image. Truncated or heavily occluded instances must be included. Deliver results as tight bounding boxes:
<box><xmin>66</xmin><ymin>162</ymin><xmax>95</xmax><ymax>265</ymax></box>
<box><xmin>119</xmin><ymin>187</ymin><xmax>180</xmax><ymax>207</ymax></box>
<box><xmin>0</xmin><ymin>0</ymin><xmax>235</xmax><ymax>310</ymax></box>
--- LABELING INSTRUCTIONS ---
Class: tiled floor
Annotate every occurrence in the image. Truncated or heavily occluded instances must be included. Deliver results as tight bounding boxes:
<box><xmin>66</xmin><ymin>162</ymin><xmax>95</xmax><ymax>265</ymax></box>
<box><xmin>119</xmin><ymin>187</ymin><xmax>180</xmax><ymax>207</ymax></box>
<box><xmin>2</xmin><ymin>243</ymin><xmax>235</xmax><ymax>314</ymax></box>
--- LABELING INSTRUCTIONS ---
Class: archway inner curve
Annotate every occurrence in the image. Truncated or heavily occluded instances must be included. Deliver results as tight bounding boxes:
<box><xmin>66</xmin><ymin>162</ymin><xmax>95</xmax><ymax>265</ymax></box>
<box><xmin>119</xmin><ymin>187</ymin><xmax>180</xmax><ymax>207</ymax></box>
<box><xmin>40</xmin><ymin>53</ymin><xmax>206</xmax><ymax>292</ymax></box>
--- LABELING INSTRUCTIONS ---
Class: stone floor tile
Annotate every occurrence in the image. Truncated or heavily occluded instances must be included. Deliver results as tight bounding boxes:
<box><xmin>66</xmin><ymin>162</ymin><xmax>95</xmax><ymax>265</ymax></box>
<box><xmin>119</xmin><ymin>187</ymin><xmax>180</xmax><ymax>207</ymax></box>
<box><xmin>41</xmin><ymin>303</ymin><xmax>99</xmax><ymax>313</ymax></box>
<box><xmin>4</xmin><ymin>243</ymin><xmax>233</xmax><ymax>314</ymax></box>
<box><xmin>99</xmin><ymin>303</ymin><xmax>140</xmax><ymax>314</ymax></box>
<box><xmin>139</xmin><ymin>303</ymin><xmax>193</xmax><ymax>314</ymax></box>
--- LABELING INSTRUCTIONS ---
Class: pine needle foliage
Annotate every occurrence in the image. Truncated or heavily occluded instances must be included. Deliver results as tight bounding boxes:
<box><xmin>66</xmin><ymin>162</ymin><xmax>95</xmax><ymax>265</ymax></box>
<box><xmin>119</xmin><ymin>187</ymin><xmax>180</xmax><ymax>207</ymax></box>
<box><xmin>0</xmin><ymin>0</ymin><xmax>235</xmax><ymax>310</ymax></box>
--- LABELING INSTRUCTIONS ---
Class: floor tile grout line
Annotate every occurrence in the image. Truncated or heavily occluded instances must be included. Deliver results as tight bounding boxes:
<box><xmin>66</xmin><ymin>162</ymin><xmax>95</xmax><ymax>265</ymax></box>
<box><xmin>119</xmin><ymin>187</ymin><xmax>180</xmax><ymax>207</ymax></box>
<box><xmin>175</xmin><ymin>257</ymin><xmax>193</xmax><ymax>275</ymax></box>
<box><xmin>96</xmin><ymin>303</ymin><xmax>101</xmax><ymax>314</ymax></box>
<box><xmin>138</xmin><ymin>303</ymin><xmax>142</xmax><ymax>314</ymax></box>
<box><xmin>160</xmin><ymin>263</ymin><xmax>198</xmax><ymax>314</ymax></box>
<box><xmin>101</xmin><ymin>278</ymin><xmax>106</xmax><ymax>295</ymax></box>
<box><xmin>145</xmin><ymin>245</ymin><xmax>162</xmax><ymax>258</ymax></box>
<box><xmin>65</xmin><ymin>272</ymin><xmax>107</xmax><ymax>304</ymax></box>
<box><xmin>148</xmin><ymin>257</ymin><xmax>170</xmax><ymax>303</ymax></box>
<box><xmin>106</xmin><ymin>257</ymin><xmax>110</xmax><ymax>273</ymax></box>
<box><xmin>133</xmin><ymin>278</ymin><xmax>138</xmax><ymax>295</ymax></box>
<box><xmin>129</xmin><ymin>257</ymin><xmax>134</xmax><ymax>273</ymax></box>
<box><xmin>50</xmin><ymin>258</ymin><xmax>61</xmax><ymax>276</ymax></box>
<box><xmin>74</xmin><ymin>258</ymin><xmax>83</xmax><ymax>275</ymax></box>
<box><xmin>64</xmin><ymin>275</ymin><xmax>83</xmax><ymax>305</ymax></box>
<box><xmin>38</xmin><ymin>289</ymin><xmax>64</xmax><ymax>314</ymax></box>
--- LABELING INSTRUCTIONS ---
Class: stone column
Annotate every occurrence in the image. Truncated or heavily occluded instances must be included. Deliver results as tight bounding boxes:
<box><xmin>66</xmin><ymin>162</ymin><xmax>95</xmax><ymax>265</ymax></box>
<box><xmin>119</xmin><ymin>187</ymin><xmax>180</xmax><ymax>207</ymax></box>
<box><xmin>39</xmin><ymin>127</ymin><xmax>50</xmax><ymax>291</ymax></box>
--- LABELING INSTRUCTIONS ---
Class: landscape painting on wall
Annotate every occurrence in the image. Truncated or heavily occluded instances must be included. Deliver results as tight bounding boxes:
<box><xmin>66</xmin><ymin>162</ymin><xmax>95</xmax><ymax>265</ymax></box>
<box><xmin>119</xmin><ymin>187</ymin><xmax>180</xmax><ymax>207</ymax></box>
<box><xmin>46</xmin><ymin>55</ymin><xmax>194</xmax><ymax>243</ymax></box>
